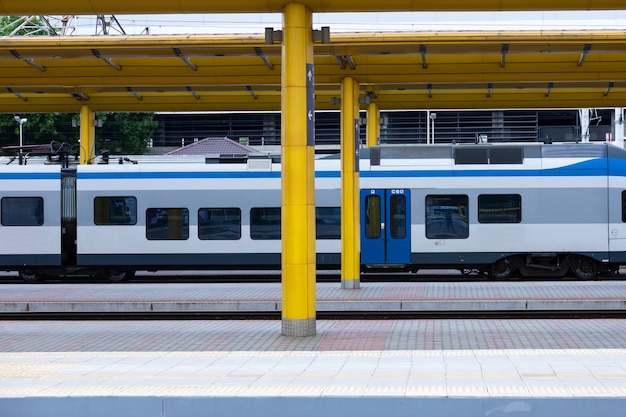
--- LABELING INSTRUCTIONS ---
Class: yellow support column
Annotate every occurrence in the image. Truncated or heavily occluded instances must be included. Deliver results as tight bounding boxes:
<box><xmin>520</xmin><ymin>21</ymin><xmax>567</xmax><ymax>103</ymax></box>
<box><xmin>366</xmin><ymin>102</ymin><xmax>380</xmax><ymax>148</ymax></box>
<box><xmin>79</xmin><ymin>105</ymin><xmax>95</xmax><ymax>165</ymax></box>
<box><xmin>281</xmin><ymin>2</ymin><xmax>316</xmax><ymax>337</ymax></box>
<box><xmin>341</xmin><ymin>77</ymin><xmax>361</xmax><ymax>289</ymax></box>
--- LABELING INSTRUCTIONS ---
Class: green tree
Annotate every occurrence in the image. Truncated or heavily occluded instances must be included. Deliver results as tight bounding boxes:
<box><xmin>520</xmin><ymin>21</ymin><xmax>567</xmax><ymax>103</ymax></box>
<box><xmin>0</xmin><ymin>113</ymin><xmax>78</xmax><ymax>153</ymax></box>
<box><xmin>0</xmin><ymin>15</ymin><xmax>49</xmax><ymax>36</ymax></box>
<box><xmin>96</xmin><ymin>113</ymin><xmax>157</xmax><ymax>155</ymax></box>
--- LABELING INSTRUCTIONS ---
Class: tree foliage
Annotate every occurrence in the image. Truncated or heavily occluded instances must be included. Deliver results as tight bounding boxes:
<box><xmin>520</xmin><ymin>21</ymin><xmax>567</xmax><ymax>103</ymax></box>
<box><xmin>0</xmin><ymin>112</ymin><xmax>157</xmax><ymax>157</ymax></box>
<box><xmin>96</xmin><ymin>113</ymin><xmax>158</xmax><ymax>155</ymax></box>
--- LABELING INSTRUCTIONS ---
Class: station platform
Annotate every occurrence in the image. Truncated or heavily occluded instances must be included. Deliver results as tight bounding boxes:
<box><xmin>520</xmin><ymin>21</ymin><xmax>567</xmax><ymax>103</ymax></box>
<box><xmin>1</xmin><ymin>279</ymin><xmax>625</xmax><ymax>416</ymax></box>
<box><xmin>0</xmin><ymin>278</ymin><xmax>625</xmax><ymax>314</ymax></box>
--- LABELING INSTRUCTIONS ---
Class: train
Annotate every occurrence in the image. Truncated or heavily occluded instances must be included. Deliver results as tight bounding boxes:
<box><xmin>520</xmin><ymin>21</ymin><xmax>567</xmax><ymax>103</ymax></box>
<box><xmin>1</xmin><ymin>141</ymin><xmax>625</xmax><ymax>282</ymax></box>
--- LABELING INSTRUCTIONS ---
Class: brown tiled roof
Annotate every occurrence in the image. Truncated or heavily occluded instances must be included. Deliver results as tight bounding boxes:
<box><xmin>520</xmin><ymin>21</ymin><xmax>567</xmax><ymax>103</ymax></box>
<box><xmin>166</xmin><ymin>137</ymin><xmax>257</xmax><ymax>155</ymax></box>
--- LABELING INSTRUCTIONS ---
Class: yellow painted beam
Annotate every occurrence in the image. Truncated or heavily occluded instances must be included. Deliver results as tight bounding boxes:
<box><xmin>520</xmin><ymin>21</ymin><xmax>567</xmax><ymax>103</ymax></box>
<box><xmin>341</xmin><ymin>76</ymin><xmax>361</xmax><ymax>289</ymax></box>
<box><xmin>281</xmin><ymin>3</ymin><xmax>316</xmax><ymax>337</ymax></box>
<box><xmin>79</xmin><ymin>105</ymin><xmax>95</xmax><ymax>165</ymax></box>
<box><xmin>366</xmin><ymin>102</ymin><xmax>380</xmax><ymax>147</ymax></box>
<box><xmin>1</xmin><ymin>0</ymin><xmax>624</xmax><ymax>14</ymax></box>
<box><xmin>2</xmin><ymin>86</ymin><xmax>626</xmax><ymax>113</ymax></box>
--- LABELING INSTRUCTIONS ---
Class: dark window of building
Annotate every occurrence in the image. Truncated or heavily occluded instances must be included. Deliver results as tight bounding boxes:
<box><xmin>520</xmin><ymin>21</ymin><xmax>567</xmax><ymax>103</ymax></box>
<box><xmin>198</xmin><ymin>208</ymin><xmax>241</xmax><ymax>240</ymax></box>
<box><xmin>316</xmin><ymin>207</ymin><xmax>341</xmax><ymax>239</ymax></box>
<box><xmin>146</xmin><ymin>208</ymin><xmax>189</xmax><ymax>240</ymax></box>
<box><xmin>94</xmin><ymin>197</ymin><xmax>137</xmax><ymax>225</ymax></box>
<box><xmin>1</xmin><ymin>197</ymin><xmax>44</xmax><ymax>226</ymax></box>
<box><xmin>250</xmin><ymin>207</ymin><xmax>281</xmax><ymax>240</ymax></box>
<box><xmin>425</xmin><ymin>195</ymin><xmax>469</xmax><ymax>239</ymax></box>
<box><xmin>478</xmin><ymin>194</ymin><xmax>522</xmax><ymax>223</ymax></box>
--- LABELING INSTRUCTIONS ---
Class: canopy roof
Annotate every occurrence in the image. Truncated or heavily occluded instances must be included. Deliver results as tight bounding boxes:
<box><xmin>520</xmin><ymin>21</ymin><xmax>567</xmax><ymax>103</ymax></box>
<box><xmin>1</xmin><ymin>30</ymin><xmax>624</xmax><ymax>112</ymax></box>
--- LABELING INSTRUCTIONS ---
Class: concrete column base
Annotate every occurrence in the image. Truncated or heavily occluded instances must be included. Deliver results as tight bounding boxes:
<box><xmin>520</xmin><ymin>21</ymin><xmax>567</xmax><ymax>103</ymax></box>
<box><xmin>282</xmin><ymin>317</ymin><xmax>316</xmax><ymax>337</ymax></box>
<box><xmin>341</xmin><ymin>279</ymin><xmax>361</xmax><ymax>289</ymax></box>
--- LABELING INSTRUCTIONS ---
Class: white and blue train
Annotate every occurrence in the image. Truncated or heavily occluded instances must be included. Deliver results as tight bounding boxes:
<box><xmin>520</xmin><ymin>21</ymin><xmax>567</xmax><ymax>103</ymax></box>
<box><xmin>1</xmin><ymin>142</ymin><xmax>625</xmax><ymax>281</ymax></box>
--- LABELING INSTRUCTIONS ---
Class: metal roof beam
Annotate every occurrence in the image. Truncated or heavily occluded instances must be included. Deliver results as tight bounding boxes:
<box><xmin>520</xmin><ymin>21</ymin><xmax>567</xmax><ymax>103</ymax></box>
<box><xmin>246</xmin><ymin>85</ymin><xmax>258</xmax><ymax>99</ymax></box>
<box><xmin>173</xmin><ymin>48</ymin><xmax>197</xmax><ymax>71</ymax></box>
<box><xmin>70</xmin><ymin>92</ymin><xmax>89</xmax><ymax>101</ymax></box>
<box><xmin>420</xmin><ymin>44</ymin><xmax>428</xmax><ymax>69</ymax></box>
<box><xmin>91</xmin><ymin>49</ymin><xmax>122</xmax><ymax>71</ymax></box>
<box><xmin>10</xmin><ymin>50</ymin><xmax>46</xmax><ymax>72</ymax></box>
<box><xmin>335</xmin><ymin>55</ymin><xmax>356</xmax><ymax>70</ymax></box>
<box><xmin>254</xmin><ymin>47</ymin><xmax>274</xmax><ymax>70</ymax></box>
<box><xmin>578</xmin><ymin>43</ymin><xmax>592</xmax><ymax>67</ymax></box>
<box><xmin>126</xmin><ymin>87</ymin><xmax>142</xmax><ymax>101</ymax></box>
<box><xmin>500</xmin><ymin>44</ymin><xmax>509</xmax><ymax>68</ymax></box>
<box><xmin>186</xmin><ymin>86</ymin><xmax>200</xmax><ymax>100</ymax></box>
<box><xmin>6</xmin><ymin>87</ymin><xmax>27</xmax><ymax>102</ymax></box>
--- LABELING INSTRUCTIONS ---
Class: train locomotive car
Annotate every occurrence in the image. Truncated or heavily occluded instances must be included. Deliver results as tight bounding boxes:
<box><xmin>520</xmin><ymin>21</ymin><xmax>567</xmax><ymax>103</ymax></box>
<box><xmin>359</xmin><ymin>143</ymin><xmax>626</xmax><ymax>279</ymax></box>
<box><xmin>1</xmin><ymin>142</ymin><xmax>625</xmax><ymax>281</ymax></box>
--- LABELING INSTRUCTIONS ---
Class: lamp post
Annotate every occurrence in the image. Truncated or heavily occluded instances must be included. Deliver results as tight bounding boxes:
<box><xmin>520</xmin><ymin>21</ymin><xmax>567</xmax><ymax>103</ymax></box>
<box><xmin>429</xmin><ymin>112</ymin><xmax>437</xmax><ymax>144</ymax></box>
<box><xmin>14</xmin><ymin>115</ymin><xmax>27</xmax><ymax>165</ymax></box>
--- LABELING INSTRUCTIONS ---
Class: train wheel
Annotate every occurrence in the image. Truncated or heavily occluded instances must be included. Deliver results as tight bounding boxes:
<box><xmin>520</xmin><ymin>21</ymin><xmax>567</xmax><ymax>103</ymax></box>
<box><xmin>489</xmin><ymin>258</ymin><xmax>514</xmax><ymax>279</ymax></box>
<box><xmin>572</xmin><ymin>257</ymin><xmax>597</xmax><ymax>280</ymax></box>
<box><xmin>19</xmin><ymin>269</ymin><xmax>43</xmax><ymax>283</ymax></box>
<box><xmin>103</xmin><ymin>270</ymin><xmax>135</xmax><ymax>282</ymax></box>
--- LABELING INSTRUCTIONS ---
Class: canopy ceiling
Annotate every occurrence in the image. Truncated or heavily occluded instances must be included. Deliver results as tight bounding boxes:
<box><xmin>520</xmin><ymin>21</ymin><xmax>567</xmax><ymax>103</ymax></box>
<box><xmin>0</xmin><ymin>31</ymin><xmax>625</xmax><ymax>112</ymax></box>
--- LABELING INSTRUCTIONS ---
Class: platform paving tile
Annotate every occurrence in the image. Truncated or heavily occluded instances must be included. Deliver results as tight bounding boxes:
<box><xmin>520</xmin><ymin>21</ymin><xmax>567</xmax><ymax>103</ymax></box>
<box><xmin>0</xmin><ymin>349</ymin><xmax>624</xmax><ymax>409</ymax></box>
<box><xmin>1</xmin><ymin>319</ymin><xmax>626</xmax><ymax>352</ymax></box>
<box><xmin>1</xmin><ymin>281</ymin><xmax>625</xmax><ymax>309</ymax></box>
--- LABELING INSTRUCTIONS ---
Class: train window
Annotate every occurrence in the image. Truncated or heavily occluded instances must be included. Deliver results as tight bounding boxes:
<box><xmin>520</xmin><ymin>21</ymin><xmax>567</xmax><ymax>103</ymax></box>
<box><xmin>94</xmin><ymin>197</ymin><xmax>137</xmax><ymax>225</ymax></box>
<box><xmin>146</xmin><ymin>208</ymin><xmax>189</xmax><ymax>240</ymax></box>
<box><xmin>250</xmin><ymin>207</ymin><xmax>281</xmax><ymax>240</ymax></box>
<box><xmin>198</xmin><ymin>208</ymin><xmax>241</xmax><ymax>240</ymax></box>
<box><xmin>1</xmin><ymin>197</ymin><xmax>43</xmax><ymax>226</ymax></box>
<box><xmin>478</xmin><ymin>194</ymin><xmax>521</xmax><ymax>223</ymax></box>
<box><xmin>389</xmin><ymin>194</ymin><xmax>406</xmax><ymax>239</ymax></box>
<box><xmin>622</xmin><ymin>191</ymin><xmax>626</xmax><ymax>223</ymax></box>
<box><xmin>425</xmin><ymin>195</ymin><xmax>469</xmax><ymax>239</ymax></box>
<box><xmin>316</xmin><ymin>207</ymin><xmax>341</xmax><ymax>239</ymax></box>
<box><xmin>364</xmin><ymin>195</ymin><xmax>381</xmax><ymax>239</ymax></box>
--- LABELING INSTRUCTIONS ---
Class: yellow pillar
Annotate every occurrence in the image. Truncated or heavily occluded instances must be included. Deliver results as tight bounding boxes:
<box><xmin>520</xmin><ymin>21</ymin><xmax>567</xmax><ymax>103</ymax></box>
<box><xmin>79</xmin><ymin>105</ymin><xmax>95</xmax><ymax>165</ymax></box>
<box><xmin>341</xmin><ymin>76</ymin><xmax>361</xmax><ymax>289</ymax></box>
<box><xmin>281</xmin><ymin>2</ymin><xmax>316</xmax><ymax>337</ymax></box>
<box><xmin>366</xmin><ymin>102</ymin><xmax>380</xmax><ymax>148</ymax></box>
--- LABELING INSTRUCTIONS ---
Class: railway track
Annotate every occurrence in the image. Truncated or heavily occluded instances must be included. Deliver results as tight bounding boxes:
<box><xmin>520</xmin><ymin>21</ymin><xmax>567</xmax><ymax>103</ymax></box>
<box><xmin>2</xmin><ymin>270</ymin><xmax>625</xmax><ymax>284</ymax></box>
<box><xmin>2</xmin><ymin>309</ymin><xmax>625</xmax><ymax>321</ymax></box>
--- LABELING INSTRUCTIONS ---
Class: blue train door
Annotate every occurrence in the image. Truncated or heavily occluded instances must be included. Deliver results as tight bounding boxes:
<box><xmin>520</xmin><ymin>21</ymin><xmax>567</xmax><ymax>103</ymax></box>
<box><xmin>360</xmin><ymin>189</ymin><xmax>411</xmax><ymax>265</ymax></box>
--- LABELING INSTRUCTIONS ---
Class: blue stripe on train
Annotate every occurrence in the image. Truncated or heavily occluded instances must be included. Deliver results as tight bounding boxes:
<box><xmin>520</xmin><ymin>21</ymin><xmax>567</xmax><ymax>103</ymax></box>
<box><xmin>0</xmin><ymin>173</ymin><xmax>61</xmax><ymax>180</ymax></box>
<box><xmin>75</xmin><ymin>158</ymin><xmax>622</xmax><ymax>179</ymax></box>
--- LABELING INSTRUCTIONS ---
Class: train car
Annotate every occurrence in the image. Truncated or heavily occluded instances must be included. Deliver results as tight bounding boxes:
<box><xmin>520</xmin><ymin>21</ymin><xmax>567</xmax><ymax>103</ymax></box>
<box><xmin>72</xmin><ymin>154</ymin><xmax>340</xmax><ymax>280</ymax></box>
<box><xmin>359</xmin><ymin>143</ymin><xmax>626</xmax><ymax>279</ymax></box>
<box><xmin>1</xmin><ymin>142</ymin><xmax>625</xmax><ymax>281</ymax></box>
<box><xmin>0</xmin><ymin>164</ymin><xmax>63</xmax><ymax>281</ymax></box>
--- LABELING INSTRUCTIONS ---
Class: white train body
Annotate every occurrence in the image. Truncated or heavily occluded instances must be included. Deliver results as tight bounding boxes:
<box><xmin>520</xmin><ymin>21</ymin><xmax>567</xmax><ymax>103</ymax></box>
<box><xmin>1</xmin><ymin>142</ymin><xmax>625</xmax><ymax>281</ymax></box>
